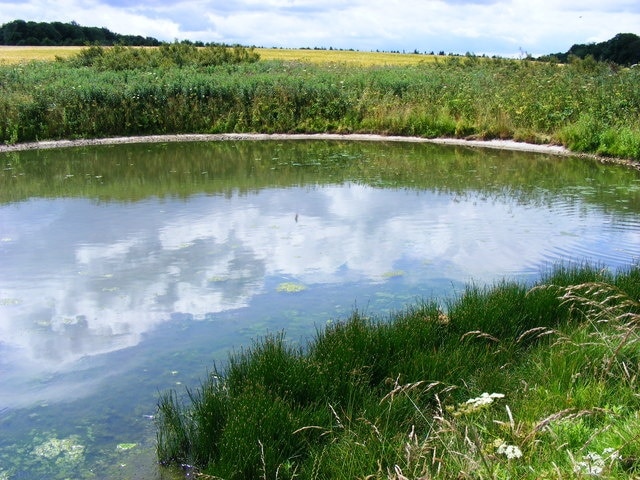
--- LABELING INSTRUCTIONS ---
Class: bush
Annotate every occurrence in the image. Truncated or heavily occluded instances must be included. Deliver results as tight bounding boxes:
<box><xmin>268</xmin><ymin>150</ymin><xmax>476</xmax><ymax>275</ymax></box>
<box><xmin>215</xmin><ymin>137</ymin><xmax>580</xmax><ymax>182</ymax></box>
<box><xmin>64</xmin><ymin>42</ymin><xmax>259</xmax><ymax>70</ymax></box>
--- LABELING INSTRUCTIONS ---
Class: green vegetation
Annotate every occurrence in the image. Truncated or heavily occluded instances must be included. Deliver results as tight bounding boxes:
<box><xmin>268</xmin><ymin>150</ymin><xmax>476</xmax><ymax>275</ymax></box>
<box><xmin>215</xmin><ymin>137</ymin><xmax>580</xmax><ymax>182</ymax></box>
<box><xmin>156</xmin><ymin>263</ymin><xmax>640</xmax><ymax>479</ymax></box>
<box><xmin>1</xmin><ymin>46</ymin><xmax>640</xmax><ymax>159</ymax></box>
<box><xmin>0</xmin><ymin>19</ymin><xmax>161</xmax><ymax>46</ymax></box>
<box><xmin>66</xmin><ymin>43</ymin><xmax>260</xmax><ymax>70</ymax></box>
<box><xmin>541</xmin><ymin>33</ymin><xmax>640</xmax><ymax>66</ymax></box>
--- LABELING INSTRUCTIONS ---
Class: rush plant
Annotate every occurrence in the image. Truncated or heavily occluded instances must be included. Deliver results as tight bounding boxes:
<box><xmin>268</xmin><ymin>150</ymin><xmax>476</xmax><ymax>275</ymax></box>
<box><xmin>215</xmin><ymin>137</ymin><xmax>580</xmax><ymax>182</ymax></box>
<box><xmin>156</xmin><ymin>263</ymin><xmax>640</xmax><ymax>479</ymax></box>
<box><xmin>2</xmin><ymin>50</ymin><xmax>639</xmax><ymax>160</ymax></box>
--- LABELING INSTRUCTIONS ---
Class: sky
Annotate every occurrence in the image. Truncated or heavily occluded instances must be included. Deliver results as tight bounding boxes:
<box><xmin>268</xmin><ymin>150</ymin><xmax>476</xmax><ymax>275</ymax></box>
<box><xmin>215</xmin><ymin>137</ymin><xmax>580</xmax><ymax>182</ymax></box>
<box><xmin>0</xmin><ymin>1</ymin><xmax>639</xmax><ymax>57</ymax></box>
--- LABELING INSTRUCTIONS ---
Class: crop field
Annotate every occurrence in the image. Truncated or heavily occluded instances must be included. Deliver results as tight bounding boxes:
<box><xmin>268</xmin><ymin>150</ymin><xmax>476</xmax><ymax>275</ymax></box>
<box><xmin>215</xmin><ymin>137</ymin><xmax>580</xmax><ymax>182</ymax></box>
<box><xmin>259</xmin><ymin>48</ymin><xmax>437</xmax><ymax>65</ymax></box>
<box><xmin>0</xmin><ymin>45</ymin><xmax>435</xmax><ymax>66</ymax></box>
<box><xmin>0</xmin><ymin>45</ymin><xmax>83</xmax><ymax>63</ymax></box>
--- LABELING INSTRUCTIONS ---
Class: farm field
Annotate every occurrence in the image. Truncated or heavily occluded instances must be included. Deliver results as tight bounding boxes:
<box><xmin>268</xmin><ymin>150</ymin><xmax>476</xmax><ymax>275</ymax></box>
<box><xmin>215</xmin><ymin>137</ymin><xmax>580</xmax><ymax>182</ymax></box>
<box><xmin>0</xmin><ymin>45</ymin><xmax>435</xmax><ymax>65</ymax></box>
<box><xmin>0</xmin><ymin>45</ymin><xmax>83</xmax><ymax>63</ymax></box>
<box><xmin>259</xmin><ymin>47</ymin><xmax>437</xmax><ymax>65</ymax></box>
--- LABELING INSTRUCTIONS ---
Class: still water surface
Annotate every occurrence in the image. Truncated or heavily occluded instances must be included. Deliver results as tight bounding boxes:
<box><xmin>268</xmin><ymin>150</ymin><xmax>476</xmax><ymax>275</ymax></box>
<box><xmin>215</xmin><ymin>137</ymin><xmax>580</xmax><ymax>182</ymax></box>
<box><xmin>1</xmin><ymin>140</ymin><xmax>639</xmax><ymax>478</ymax></box>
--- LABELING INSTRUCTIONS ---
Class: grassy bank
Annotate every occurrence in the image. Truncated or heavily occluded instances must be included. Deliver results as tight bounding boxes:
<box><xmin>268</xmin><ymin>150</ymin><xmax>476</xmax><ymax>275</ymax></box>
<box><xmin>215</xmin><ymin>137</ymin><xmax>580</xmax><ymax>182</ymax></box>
<box><xmin>1</xmin><ymin>47</ymin><xmax>639</xmax><ymax>159</ymax></box>
<box><xmin>156</xmin><ymin>263</ymin><xmax>640</xmax><ymax>479</ymax></box>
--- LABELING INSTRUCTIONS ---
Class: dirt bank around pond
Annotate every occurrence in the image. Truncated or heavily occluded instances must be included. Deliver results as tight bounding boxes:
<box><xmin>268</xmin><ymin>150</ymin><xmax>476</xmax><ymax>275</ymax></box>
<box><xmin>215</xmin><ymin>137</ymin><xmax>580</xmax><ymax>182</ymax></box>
<box><xmin>0</xmin><ymin>133</ymin><xmax>571</xmax><ymax>154</ymax></box>
<box><xmin>1</xmin><ymin>133</ymin><xmax>638</xmax><ymax>169</ymax></box>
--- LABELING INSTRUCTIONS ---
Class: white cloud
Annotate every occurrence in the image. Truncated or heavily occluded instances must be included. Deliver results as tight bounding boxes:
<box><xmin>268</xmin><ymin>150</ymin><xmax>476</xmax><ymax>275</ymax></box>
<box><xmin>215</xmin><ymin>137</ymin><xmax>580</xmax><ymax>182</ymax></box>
<box><xmin>1</xmin><ymin>174</ymin><xmax>637</xmax><ymax>409</ymax></box>
<box><xmin>0</xmin><ymin>184</ymin><xmax>610</xmax><ymax>373</ymax></box>
<box><xmin>1</xmin><ymin>0</ymin><xmax>638</xmax><ymax>55</ymax></box>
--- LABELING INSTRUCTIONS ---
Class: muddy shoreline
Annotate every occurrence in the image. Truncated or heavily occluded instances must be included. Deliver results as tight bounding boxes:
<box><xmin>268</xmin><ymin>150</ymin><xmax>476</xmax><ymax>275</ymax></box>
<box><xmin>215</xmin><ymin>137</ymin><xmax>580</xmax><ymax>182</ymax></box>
<box><xmin>1</xmin><ymin>133</ymin><xmax>638</xmax><ymax>169</ymax></box>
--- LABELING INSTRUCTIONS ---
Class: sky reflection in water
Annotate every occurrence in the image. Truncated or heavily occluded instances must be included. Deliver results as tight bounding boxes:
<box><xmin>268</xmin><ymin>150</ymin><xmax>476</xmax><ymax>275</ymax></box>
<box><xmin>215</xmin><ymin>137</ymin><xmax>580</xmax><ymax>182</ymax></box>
<box><xmin>0</xmin><ymin>140</ymin><xmax>639</xmax><ymax>409</ymax></box>
<box><xmin>1</xmin><ymin>141</ymin><xmax>639</xmax><ymax>479</ymax></box>
<box><xmin>2</xmin><ymin>185</ymin><xmax>638</xmax><ymax>407</ymax></box>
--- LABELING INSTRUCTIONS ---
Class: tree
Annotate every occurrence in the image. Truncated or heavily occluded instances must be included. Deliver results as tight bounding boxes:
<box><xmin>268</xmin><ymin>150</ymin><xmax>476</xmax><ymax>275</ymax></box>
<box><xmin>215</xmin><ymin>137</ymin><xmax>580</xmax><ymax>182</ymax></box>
<box><xmin>0</xmin><ymin>19</ymin><xmax>162</xmax><ymax>46</ymax></box>
<box><xmin>541</xmin><ymin>32</ymin><xmax>640</xmax><ymax>65</ymax></box>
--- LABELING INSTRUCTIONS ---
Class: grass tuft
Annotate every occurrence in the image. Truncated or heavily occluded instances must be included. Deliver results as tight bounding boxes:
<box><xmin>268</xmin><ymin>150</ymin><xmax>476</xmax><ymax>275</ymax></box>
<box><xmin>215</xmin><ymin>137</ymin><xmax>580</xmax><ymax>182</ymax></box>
<box><xmin>156</xmin><ymin>263</ymin><xmax>640</xmax><ymax>478</ymax></box>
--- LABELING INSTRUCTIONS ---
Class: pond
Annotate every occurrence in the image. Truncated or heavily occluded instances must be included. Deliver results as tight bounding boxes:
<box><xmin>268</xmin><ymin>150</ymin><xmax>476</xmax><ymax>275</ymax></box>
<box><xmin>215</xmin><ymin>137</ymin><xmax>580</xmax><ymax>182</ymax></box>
<box><xmin>0</xmin><ymin>140</ymin><xmax>639</xmax><ymax>479</ymax></box>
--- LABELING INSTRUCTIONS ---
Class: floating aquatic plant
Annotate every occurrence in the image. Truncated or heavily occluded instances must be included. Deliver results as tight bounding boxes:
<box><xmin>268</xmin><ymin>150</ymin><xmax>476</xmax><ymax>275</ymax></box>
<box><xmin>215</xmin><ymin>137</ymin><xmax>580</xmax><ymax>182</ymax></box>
<box><xmin>116</xmin><ymin>443</ymin><xmax>137</xmax><ymax>451</ymax></box>
<box><xmin>276</xmin><ymin>282</ymin><xmax>307</xmax><ymax>293</ymax></box>
<box><xmin>207</xmin><ymin>276</ymin><xmax>228</xmax><ymax>283</ymax></box>
<box><xmin>0</xmin><ymin>297</ymin><xmax>21</xmax><ymax>306</ymax></box>
<box><xmin>382</xmin><ymin>270</ymin><xmax>405</xmax><ymax>278</ymax></box>
<box><xmin>32</xmin><ymin>436</ymin><xmax>85</xmax><ymax>464</ymax></box>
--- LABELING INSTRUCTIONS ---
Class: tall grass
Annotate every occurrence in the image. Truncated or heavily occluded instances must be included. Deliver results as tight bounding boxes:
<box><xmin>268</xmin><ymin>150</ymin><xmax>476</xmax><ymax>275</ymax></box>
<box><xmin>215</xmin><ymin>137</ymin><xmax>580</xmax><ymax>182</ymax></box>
<box><xmin>156</xmin><ymin>263</ymin><xmax>640</xmax><ymax>479</ymax></box>
<box><xmin>2</xmin><ymin>50</ymin><xmax>640</xmax><ymax>159</ymax></box>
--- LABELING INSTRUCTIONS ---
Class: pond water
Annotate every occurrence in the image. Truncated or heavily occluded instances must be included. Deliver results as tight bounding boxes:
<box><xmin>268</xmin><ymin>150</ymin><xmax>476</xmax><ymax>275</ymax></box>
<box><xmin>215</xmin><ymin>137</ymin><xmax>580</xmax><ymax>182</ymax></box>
<box><xmin>0</xmin><ymin>140</ymin><xmax>639</xmax><ymax>478</ymax></box>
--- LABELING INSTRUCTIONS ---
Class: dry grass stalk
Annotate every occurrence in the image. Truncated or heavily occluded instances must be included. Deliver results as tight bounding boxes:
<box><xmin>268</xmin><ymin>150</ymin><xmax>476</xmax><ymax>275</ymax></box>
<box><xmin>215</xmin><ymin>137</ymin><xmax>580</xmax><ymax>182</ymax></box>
<box><xmin>460</xmin><ymin>330</ymin><xmax>500</xmax><ymax>343</ymax></box>
<box><xmin>516</xmin><ymin>327</ymin><xmax>557</xmax><ymax>344</ymax></box>
<box><xmin>523</xmin><ymin>408</ymin><xmax>610</xmax><ymax>445</ymax></box>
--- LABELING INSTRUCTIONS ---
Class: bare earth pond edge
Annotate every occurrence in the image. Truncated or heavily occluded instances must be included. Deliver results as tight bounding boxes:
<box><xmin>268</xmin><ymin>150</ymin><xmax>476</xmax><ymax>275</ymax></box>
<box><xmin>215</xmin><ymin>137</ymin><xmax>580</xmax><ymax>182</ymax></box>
<box><xmin>2</xmin><ymin>133</ymin><xmax>638</xmax><ymax>170</ymax></box>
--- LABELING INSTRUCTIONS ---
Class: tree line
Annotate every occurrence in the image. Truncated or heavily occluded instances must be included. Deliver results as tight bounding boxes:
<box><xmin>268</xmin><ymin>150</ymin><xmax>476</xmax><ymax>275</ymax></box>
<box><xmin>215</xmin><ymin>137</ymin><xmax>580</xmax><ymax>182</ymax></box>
<box><xmin>2</xmin><ymin>19</ymin><xmax>638</xmax><ymax>66</ymax></box>
<box><xmin>540</xmin><ymin>33</ymin><xmax>640</xmax><ymax>66</ymax></box>
<box><xmin>0</xmin><ymin>19</ymin><xmax>162</xmax><ymax>46</ymax></box>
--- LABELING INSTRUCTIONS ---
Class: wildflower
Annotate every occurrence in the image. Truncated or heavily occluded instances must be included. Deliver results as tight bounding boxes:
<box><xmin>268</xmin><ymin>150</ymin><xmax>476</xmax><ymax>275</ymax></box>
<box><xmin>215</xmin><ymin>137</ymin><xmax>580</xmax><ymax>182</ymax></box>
<box><xmin>447</xmin><ymin>392</ymin><xmax>506</xmax><ymax>416</ymax></box>
<box><xmin>496</xmin><ymin>442</ymin><xmax>523</xmax><ymax>460</ymax></box>
<box><xmin>573</xmin><ymin>452</ymin><xmax>605</xmax><ymax>476</ymax></box>
<box><xmin>465</xmin><ymin>392</ymin><xmax>505</xmax><ymax>409</ymax></box>
<box><xmin>572</xmin><ymin>448</ymin><xmax>620</xmax><ymax>477</ymax></box>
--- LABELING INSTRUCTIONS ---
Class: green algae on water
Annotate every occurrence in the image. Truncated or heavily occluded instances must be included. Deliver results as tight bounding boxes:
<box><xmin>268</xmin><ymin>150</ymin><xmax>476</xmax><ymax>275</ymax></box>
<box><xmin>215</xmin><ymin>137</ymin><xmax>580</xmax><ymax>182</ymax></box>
<box><xmin>276</xmin><ymin>282</ymin><xmax>307</xmax><ymax>293</ymax></box>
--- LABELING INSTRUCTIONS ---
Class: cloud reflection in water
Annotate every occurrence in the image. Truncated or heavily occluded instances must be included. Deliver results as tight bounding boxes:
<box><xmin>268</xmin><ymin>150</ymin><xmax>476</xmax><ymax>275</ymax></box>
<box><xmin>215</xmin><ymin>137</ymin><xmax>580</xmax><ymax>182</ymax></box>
<box><xmin>0</xmin><ymin>182</ymin><xmax>620</xmax><ymax>392</ymax></box>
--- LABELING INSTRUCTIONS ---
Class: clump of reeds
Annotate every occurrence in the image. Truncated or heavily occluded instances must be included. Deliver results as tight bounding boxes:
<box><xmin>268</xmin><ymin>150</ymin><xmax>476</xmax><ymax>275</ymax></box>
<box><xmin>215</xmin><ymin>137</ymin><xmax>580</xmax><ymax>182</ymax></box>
<box><xmin>155</xmin><ymin>263</ymin><xmax>640</xmax><ymax>479</ymax></box>
<box><xmin>2</xmin><ymin>52</ymin><xmax>639</xmax><ymax>160</ymax></box>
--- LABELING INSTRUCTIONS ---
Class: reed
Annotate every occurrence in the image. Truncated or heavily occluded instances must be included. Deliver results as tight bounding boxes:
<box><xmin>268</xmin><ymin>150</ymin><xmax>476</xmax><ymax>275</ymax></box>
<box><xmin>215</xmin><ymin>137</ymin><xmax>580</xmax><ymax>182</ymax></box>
<box><xmin>1</xmin><ymin>49</ymin><xmax>639</xmax><ymax>159</ymax></box>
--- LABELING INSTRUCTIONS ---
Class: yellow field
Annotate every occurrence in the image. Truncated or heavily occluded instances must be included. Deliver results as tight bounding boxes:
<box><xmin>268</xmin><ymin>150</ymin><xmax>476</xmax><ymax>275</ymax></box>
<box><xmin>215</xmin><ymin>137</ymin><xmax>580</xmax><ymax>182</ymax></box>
<box><xmin>0</xmin><ymin>45</ymin><xmax>436</xmax><ymax>66</ymax></box>
<box><xmin>258</xmin><ymin>48</ymin><xmax>436</xmax><ymax>66</ymax></box>
<box><xmin>0</xmin><ymin>46</ymin><xmax>83</xmax><ymax>63</ymax></box>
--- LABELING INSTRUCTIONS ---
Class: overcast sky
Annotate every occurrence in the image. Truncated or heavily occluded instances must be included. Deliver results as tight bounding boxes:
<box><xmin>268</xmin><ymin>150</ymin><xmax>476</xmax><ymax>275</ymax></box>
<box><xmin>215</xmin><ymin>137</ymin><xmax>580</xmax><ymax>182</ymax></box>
<box><xmin>1</xmin><ymin>1</ymin><xmax>639</xmax><ymax>57</ymax></box>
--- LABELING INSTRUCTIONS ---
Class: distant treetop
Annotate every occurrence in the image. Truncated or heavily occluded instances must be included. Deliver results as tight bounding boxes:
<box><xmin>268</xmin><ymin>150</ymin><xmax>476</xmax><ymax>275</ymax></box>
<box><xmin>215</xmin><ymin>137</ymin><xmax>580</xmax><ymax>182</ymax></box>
<box><xmin>541</xmin><ymin>32</ymin><xmax>640</xmax><ymax>66</ymax></box>
<box><xmin>0</xmin><ymin>19</ymin><xmax>162</xmax><ymax>46</ymax></box>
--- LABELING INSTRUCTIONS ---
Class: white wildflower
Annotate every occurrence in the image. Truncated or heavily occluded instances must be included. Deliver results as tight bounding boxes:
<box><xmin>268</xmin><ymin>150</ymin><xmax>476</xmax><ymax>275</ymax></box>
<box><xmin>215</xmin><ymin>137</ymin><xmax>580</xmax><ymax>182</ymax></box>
<box><xmin>448</xmin><ymin>392</ymin><xmax>506</xmax><ymax>416</ymax></box>
<box><xmin>573</xmin><ymin>455</ymin><xmax>604</xmax><ymax>476</ymax></box>
<box><xmin>465</xmin><ymin>392</ymin><xmax>505</xmax><ymax>409</ymax></box>
<box><xmin>572</xmin><ymin>449</ymin><xmax>620</xmax><ymax>477</ymax></box>
<box><xmin>602</xmin><ymin>447</ymin><xmax>620</xmax><ymax>460</ymax></box>
<box><xmin>496</xmin><ymin>442</ymin><xmax>523</xmax><ymax>460</ymax></box>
